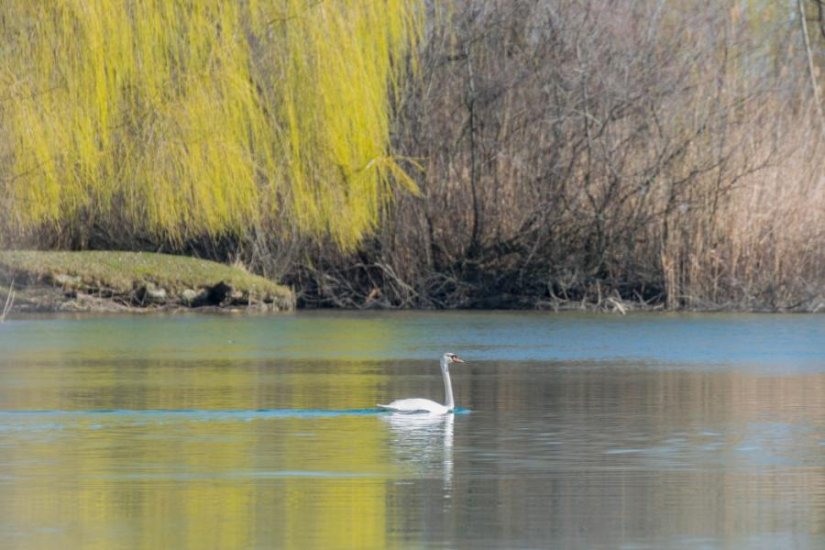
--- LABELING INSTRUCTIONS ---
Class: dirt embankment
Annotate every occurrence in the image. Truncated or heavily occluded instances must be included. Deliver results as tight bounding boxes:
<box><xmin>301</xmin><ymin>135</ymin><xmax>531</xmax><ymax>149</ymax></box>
<box><xmin>0</xmin><ymin>251</ymin><xmax>294</xmax><ymax>313</ymax></box>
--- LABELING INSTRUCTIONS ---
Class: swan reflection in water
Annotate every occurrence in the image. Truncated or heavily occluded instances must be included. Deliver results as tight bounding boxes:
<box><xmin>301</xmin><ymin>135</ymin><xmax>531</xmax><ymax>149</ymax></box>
<box><xmin>381</xmin><ymin>412</ymin><xmax>455</xmax><ymax>494</ymax></box>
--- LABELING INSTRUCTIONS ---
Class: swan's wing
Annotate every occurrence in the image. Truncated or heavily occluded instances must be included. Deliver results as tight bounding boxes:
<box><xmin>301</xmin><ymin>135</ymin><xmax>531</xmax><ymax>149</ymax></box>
<box><xmin>377</xmin><ymin>398</ymin><xmax>448</xmax><ymax>414</ymax></box>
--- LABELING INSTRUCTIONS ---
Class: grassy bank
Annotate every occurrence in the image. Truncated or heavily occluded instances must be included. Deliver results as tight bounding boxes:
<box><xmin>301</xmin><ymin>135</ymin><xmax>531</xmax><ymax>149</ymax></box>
<box><xmin>0</xmin><ymin>251</ymin><xmax>294</xmax><ymax>312</ymax></box>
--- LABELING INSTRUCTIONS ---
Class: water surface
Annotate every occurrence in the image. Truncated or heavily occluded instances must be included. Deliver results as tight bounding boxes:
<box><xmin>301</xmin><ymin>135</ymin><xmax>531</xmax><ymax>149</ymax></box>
<box><xmin>1</xmin><ymin>312</ymin><xmax>824</xmax><ymax>548</ymax></box>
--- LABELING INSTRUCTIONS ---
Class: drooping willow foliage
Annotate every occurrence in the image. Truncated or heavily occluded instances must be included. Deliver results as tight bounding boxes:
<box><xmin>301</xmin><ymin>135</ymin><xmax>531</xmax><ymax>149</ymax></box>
<box><xmin>0</xmin><ymin>0</ymin><xmax>421</xmax><ymax>249</ymax></box>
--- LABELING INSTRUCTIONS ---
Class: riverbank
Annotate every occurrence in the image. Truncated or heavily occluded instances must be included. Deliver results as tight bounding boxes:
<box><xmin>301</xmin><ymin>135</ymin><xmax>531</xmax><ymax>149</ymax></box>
<box><xmin>0</xmin><ymin>251</ymin><xmax>294</xmax><ymax>313</ymax></box>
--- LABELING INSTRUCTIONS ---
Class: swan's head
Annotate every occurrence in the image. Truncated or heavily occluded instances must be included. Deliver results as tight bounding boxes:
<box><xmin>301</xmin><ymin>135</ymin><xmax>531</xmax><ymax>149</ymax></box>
<box><xmin>443</xmin><ymin>352</ymin><xmax>465</xmax><ymax>364</ymax></box>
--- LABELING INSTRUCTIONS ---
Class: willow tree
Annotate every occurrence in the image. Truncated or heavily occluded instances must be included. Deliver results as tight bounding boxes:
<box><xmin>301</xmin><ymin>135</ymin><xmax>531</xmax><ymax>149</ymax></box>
<box><xmin>0</xmin><ymin>0</ymin><xmax>421</xmax><ymax>249</ymax></box>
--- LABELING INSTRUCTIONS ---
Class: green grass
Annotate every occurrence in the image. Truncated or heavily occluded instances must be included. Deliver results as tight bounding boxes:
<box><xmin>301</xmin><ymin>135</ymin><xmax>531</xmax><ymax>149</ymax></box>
<box><xmin>0</xmin><ymin>250</ymin><xmax>293</xmax><ymax>309</ymax></box>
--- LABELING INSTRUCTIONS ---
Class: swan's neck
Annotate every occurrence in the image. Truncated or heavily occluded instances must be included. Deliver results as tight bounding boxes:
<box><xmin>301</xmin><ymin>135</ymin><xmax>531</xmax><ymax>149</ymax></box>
<box><xmin>441</xmin><ymin>358</ymin><xmax>455</xmax><ymax>411</ymax></box>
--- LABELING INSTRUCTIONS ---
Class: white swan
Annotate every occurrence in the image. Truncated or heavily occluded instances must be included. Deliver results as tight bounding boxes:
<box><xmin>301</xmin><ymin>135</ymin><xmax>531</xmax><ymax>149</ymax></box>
<box><xmin>378</xmin><ymin>352</ymin><xmax>465</xmax><ymax>414</ymax></box>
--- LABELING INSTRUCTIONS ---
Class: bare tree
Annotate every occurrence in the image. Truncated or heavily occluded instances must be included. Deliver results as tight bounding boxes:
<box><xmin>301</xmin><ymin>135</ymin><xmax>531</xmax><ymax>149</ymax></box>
<box><xmin>289</xmin><ymin>0</ymin><xmax>825</xmax><ymax>311</ymax></box>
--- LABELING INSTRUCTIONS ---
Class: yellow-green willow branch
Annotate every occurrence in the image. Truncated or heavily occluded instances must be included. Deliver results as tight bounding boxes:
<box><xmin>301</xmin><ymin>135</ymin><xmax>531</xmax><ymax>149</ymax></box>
<box><xmin>0</xmin><ymin>0</ymin><xmax>422</xmax><ymax>249</ymax></box>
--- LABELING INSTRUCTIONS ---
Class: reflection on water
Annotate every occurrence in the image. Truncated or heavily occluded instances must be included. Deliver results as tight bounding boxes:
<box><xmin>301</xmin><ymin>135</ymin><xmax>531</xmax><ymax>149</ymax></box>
<box><xmin>0</xmin><ymin>312</ymin><xmax>824</xmax><ymax>548</ymax></box>
<box><xmin>382</xmin><ymin>413</ymin><xmax>455</xmax><ymax>491</ymax></box>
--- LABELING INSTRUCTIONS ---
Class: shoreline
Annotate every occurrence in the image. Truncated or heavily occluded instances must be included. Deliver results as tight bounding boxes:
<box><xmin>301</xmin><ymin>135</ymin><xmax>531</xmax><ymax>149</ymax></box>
<box><xmin>3</xmin><ymin>288</ymin><xmax>821</xmax><ymax>316</ymax></box>
<box><xmin>0</xmin><ymin>250</ymin><xmax>295</xmax><ymax>314</ymax></box>
<box><xmin>2</xmin><ymin>250</ymin><xmax>823</xmax><ymax>316</ymax></box>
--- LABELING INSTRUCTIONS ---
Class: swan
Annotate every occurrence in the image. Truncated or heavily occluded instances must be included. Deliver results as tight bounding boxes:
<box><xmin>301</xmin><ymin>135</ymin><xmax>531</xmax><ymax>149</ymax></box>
<box><xmin>378</xmin><ymin>352</ymin><xmax>465</xmax><ymax>414</ymax></box>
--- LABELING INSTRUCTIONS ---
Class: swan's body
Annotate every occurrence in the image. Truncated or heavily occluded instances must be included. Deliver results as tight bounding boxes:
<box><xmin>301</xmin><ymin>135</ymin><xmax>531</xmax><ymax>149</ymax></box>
<box><xmin>380</xmin><ymin>397</ymin><xmax>452</xmax><ymax>415</ymax></box>
<box><xmin>378</xmin><ymin>352</ymin><xmax>465</xmax><ymax>414</ymax></box>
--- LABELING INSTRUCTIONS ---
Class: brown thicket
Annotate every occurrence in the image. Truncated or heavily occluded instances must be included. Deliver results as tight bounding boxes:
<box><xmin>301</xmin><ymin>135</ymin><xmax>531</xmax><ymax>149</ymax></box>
<box><xmin>287</xmin><ymin>0</ymin><xmax>825</xmax><ymax>310</ymax></box>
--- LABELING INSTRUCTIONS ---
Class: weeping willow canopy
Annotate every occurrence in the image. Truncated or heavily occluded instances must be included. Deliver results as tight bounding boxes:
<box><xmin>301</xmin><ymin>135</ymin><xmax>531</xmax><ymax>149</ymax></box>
<box><xmin>0</xmin><ymin>0</ymin><xmax>421</xmax><ymax>248</ymax></box>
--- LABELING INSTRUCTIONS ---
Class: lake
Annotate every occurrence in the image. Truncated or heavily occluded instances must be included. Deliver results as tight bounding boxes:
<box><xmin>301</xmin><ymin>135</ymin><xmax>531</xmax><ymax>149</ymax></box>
<box><xmin>1</xmin><ymin>311</ymin><xmax>824</xmax><ymax>549</ymax></box>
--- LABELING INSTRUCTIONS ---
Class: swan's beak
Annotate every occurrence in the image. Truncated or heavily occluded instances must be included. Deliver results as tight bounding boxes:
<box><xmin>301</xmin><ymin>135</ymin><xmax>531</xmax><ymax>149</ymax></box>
<box><xmin>452</xmin><ymin>355</ymin><xmax>465</xmax><ymax>364</ymax></box>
